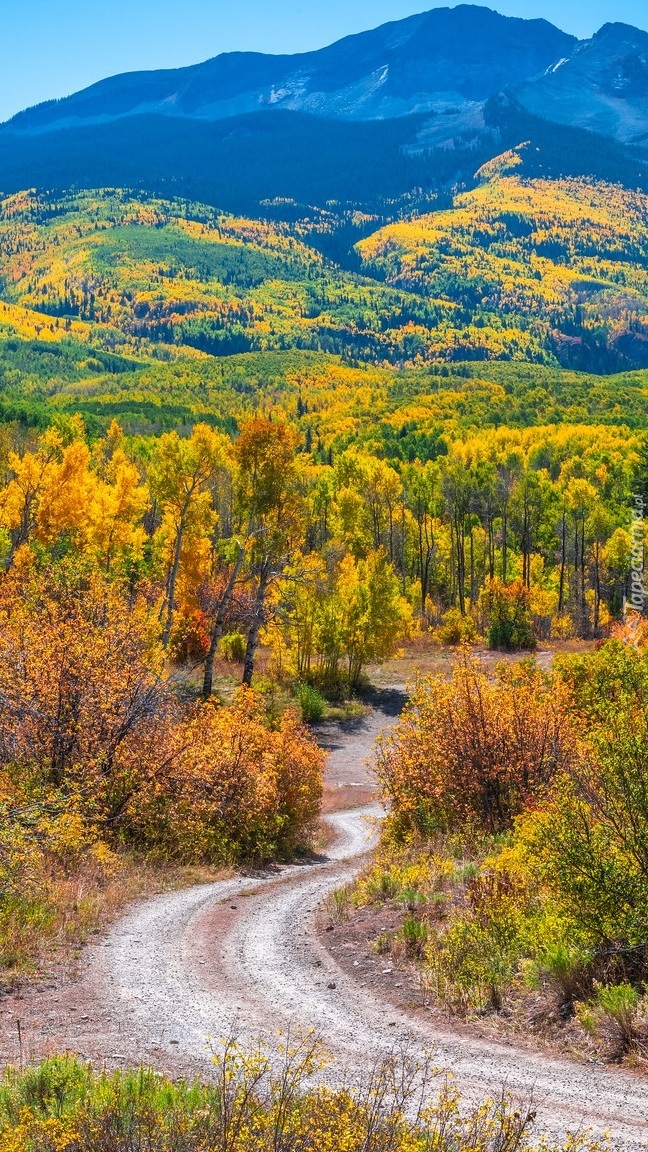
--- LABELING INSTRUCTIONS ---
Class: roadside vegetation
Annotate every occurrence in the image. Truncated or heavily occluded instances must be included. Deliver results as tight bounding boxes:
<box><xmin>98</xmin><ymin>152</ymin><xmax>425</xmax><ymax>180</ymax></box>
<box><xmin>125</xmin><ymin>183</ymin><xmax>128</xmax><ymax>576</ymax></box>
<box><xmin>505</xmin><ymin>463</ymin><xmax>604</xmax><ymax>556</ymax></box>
<box><xmin>0</xmin><ymin>1038</ymin><xmax>609</xmax><ymax>1152</ymax></box>
<box><xmin>348</xmin><ymin>634</ymin><xmax>648</xmax><ymax>1065</ymax></box>
<box><xmin>0</xmin><ymin>393</ymin><xmax>645</xmax><ymax>983</ymax></box>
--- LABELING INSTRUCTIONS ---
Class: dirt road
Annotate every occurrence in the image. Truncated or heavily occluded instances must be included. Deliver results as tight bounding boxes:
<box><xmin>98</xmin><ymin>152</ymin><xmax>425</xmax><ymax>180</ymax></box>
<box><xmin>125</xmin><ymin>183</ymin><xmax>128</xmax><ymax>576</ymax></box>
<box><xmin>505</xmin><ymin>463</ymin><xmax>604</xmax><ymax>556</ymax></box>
<box><xmin>4</xmin><ymin>692</ymin><xmax>648</xmax><ymax>1146</ymax></box>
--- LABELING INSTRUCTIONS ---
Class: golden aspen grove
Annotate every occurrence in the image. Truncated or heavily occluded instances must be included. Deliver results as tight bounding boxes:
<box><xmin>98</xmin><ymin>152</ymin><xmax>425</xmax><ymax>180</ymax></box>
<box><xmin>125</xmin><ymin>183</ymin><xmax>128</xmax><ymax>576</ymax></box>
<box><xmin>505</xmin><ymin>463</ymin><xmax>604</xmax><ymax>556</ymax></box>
<box><xmin>5</xmin><ymin>2</ymin><xmax>648</xmax><ymax>1145</ymax></box>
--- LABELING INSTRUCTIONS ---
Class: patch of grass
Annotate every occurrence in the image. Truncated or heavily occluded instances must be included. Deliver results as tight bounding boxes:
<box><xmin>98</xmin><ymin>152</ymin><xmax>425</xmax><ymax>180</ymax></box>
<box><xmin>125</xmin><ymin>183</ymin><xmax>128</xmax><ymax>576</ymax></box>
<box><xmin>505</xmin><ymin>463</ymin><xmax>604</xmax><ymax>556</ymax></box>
<box><xmin>328</xmin><ymin>885</ymin><xmax>353</xmax><ymax>923</ymax></box>
<box><xmin>578</xmin><ymin>984</ymin><xmax>648</xmax><ymax>1062</ymax></box>
<box><xmin>322</xmin><ymin>699</ymin><xmax>369</xmax><ymax>722</ymax></box>
<box><xmin>294</xmin><ymin>682</ymin><xmax>326</xmax><ymax>723</ymax></box>
<box><xmin>0</xmin><ymin>855</ymin><xmax>228</xmax><ymax>984</ymax></box>
<box><xmin>401</xmin><ymin>914</ymin><xmax>429</xmax><ymax>959</ymax></box>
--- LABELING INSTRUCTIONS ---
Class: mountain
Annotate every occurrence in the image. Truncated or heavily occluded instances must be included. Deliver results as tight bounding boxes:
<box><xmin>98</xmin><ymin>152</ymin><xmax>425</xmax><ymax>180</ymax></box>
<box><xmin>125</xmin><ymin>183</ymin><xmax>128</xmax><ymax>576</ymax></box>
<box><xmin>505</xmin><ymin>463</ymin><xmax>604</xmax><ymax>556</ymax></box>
<box><xmin>2</xmin><ymin>6</ymin><xmax>648</xmax><ymax>223</ymax></box>
<box><xmin>517</xmin><ymin>22</ymin><xmax>648</xmax><ymax>145</ymax></box>
<box><xmin>4</xmin><ymin>6</ymin><xmax>575</xmax><ymax>131</ymax></box>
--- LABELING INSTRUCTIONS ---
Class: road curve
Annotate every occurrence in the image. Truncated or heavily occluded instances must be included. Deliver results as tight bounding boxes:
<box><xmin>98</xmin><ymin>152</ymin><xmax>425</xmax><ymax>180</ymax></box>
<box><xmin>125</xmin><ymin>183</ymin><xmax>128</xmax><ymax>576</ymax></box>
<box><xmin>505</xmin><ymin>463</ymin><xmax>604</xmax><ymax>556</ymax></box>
<box><xmin>83</xmin><ymin>702</ymin><xmax>648</xmax><ymax>1147</ymax></box>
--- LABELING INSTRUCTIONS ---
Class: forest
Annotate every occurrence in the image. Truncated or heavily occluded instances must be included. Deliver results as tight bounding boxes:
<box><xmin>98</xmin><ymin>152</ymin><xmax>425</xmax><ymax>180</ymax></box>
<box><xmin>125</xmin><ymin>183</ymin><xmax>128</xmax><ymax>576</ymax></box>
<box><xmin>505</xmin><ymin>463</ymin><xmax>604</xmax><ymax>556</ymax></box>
<box><xmin>0</xmin><ymin>167</ymin><xmax>648</xmax><ymax>1147</ymax></box>
<box><xmin>5</xmin><ymin>176</ymin><xmax>648</xmax><ymax>377</ymax></box>
<box><xmin>0</xmin><ymin>404</ymin><xmax>642</xmax><ymax>997</ymax></box>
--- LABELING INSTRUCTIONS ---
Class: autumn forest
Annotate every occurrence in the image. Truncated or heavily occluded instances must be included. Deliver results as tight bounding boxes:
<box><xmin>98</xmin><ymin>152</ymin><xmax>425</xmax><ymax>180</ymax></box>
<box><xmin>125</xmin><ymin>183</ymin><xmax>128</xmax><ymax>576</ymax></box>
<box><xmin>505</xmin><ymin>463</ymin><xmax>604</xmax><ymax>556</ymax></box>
<box><xmin>4</xmin><ymin>6</ymin><xmax>648</xmax><ymax>1144</ymax></box>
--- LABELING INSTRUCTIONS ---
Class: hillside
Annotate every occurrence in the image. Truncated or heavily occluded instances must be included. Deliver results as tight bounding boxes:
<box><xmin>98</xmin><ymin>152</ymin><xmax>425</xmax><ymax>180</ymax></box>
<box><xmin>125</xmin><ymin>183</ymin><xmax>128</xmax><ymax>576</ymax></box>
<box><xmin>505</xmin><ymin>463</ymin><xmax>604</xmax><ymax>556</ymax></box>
<box><xmin>6</xmin><ymin>178</ymin><xmax>648</xmax><ymax>378</ymax></box>
<box><xmin>358</xmin><ymin>173</ymin><xmax>648</xmax><ymax>371</ymax></box>
<box><xmin>4</xmin><ymin>179</ymin><xmax>648</xmax><ymax>439</ymax></box>
<box><xmin>0</xmin><ymin>189</ymin><xmax>455</xmax><ymax>366</ymax></box>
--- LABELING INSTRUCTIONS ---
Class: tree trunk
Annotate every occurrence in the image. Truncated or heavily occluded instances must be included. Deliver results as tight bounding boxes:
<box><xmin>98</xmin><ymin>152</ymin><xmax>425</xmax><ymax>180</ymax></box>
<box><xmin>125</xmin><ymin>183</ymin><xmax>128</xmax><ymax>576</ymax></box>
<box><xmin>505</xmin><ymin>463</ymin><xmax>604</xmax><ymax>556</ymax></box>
<box><xmin>161</xmin><ymin>514</ymin><xmax>186</xmax><ymax>649</ymax></box>
<box><xmin>455</xmin><ymin>512</ymin><xmax>466</xmax><ymax>616</ymax></box>
<box><xmin>418</xmin><ymin>515</ymin><xmax>427</xmax><ymax>612</ymax></box>
<box><xmin>593</xmin><ymin>540</ymin><xmax>601</xmax><ymax>636</ymax></box>
<box><xmin>202</xmin><ymin>544</ymin><xmax>245</xmax><ymax>699</ymax></box>
<box><xmin>580</xmin><ymin>518</ymin><xmax>587</xmax><ymax>633</ymax></box>
<box><xmin>558</xmin><ymin>509</ymin><xmax>566</xmax><ymax>614</ymax></box>
<box><xmin>469</xmin><ymin>527</ymin><xmax>475</xmax><ymax>606</ymax></box>
<box><xmin>522</xmin><ymin>489</ymin><xmax>530</xmax><ymax>587</ymax></box>
<box><xmin>242</xmin><ymin>560</ymin><xmax>272</xmax><ymax>687</ymax></box>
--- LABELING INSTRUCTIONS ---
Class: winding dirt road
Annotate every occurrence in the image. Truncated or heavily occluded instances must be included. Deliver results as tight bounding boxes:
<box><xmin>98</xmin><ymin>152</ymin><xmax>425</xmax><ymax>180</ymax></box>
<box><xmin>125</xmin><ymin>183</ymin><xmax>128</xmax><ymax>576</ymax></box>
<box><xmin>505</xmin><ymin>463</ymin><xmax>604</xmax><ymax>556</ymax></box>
<box><xmin>5</xmin><ymin>692</ymin><xmax>648</xmax><ymax>1146</ymax></box>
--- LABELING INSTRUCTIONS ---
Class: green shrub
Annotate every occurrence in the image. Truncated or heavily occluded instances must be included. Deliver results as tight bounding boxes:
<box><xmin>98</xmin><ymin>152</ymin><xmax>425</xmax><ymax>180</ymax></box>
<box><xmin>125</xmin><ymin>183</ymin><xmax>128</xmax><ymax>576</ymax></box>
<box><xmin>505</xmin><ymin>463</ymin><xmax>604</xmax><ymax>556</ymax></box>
<box><xmin>402</xmin><ymin>914</ymin><xmax>428</xmax><ymax>959</ymax></box>
<box><xmin>433</xmin><ymin>608</ymin><xmax>476</xmax><ymax>646</ymax></box>
<box><xmin>374</xmin><ymin>931</ymin><xmax>393</xmax><ymax>955</ymax></box>
<box><xmin>526</xmin><ymin>941</ymin><xmax>593</xmax><ymax>1015</ymax></box>
<box><xmin>364</xmin><ymin>870</ymin><xmax>401</xmax><ymax>902</ymax></box>
<box><xmin>219</xmin><ymin>632</ymin><xmax>246</xmax><ymax>663</ymax></box>
<box><xmin>330</xmin><ymin>885</ymin><xmax>352</xmax><ymax>922</ymax></box>
<box><xmin>578</xmin><ymin>983</ymin><xmax>646</xmax><ymax>1061</ymax></box>
<box><xmin>426</xmin><ymin>867</ymin><xmax>527</xmax><ymax>1013</ymax></box>
<box><xmin>481</xmin><ymin>577</ymin><xmax>536</xmax><ymax>651</ymax></box>
<box><xmin>294</xmin><ymin>682</ymin><xmax>326</xmax><ymax>723</ymax></box>
<box><xmin>398</xmin><ymin>886</ymin><xmax>427</xmax><ymax>912</ymax></box>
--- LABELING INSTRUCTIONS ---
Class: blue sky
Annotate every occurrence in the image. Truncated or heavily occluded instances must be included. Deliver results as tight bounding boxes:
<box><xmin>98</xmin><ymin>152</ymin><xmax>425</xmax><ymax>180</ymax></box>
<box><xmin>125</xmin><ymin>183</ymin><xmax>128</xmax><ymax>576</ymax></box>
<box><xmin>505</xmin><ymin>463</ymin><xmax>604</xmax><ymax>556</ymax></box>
<box><xmin>2</xmin><ymin>0</ymin><xmax>648</xmax><ymax>123</ymax></box>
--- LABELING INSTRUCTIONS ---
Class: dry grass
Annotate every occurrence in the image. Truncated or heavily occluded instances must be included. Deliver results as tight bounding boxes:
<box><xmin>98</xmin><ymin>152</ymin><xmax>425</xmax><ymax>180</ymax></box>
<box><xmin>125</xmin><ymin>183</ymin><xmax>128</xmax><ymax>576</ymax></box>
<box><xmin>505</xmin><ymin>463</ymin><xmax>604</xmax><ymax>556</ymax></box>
<box><xmin>369</xmin><ymin>635</ymin><xmax>596</xmax><ymax>684</ymax></box>
<box><xmin>0</xmin><ymin>853</ymin><xmax>230</xmax><ymax>987</ymax></box>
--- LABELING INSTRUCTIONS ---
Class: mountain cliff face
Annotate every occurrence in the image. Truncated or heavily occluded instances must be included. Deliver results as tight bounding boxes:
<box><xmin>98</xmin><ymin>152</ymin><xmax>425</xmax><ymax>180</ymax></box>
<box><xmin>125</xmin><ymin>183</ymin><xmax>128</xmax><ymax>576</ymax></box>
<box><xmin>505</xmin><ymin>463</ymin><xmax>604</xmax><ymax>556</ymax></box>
<box><xmin>516</xmin><ymin>22</ymin><xmax>648</xmax><ymax>144</ymax></box>
<box><xmin>4</xmin><ymin>6</ymin><xmax>575</xmax><ymax>132</ymax></box>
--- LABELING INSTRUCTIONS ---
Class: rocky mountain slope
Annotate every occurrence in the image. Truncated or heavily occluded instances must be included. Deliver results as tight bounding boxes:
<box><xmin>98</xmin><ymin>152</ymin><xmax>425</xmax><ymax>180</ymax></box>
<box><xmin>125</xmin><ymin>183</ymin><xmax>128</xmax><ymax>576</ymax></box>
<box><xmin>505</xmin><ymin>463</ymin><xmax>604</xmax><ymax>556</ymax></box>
<box><xmin>517</xmin><ymin>21</ymin><xmax>648</xmax><ymax>145</ymax></box>
<box><xmin>2</xmin><ymin>7</ymin><xmax>648</xmax><ymax>215</ymax></box>
<box><xmin>3</xmin><ymin>7</ymin><xmax>575</xmax><ymax>132</ymax></box>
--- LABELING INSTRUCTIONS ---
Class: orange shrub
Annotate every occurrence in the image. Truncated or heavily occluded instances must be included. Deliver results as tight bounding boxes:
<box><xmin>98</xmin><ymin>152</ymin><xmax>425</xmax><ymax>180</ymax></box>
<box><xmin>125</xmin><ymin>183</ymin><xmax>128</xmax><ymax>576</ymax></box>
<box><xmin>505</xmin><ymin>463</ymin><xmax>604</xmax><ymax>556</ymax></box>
<box><xmin>133</xmin><ymin>691</ymin><xmax>324</xmax><ymax>861</ymax></box>
<box><xmin>378</xmin><ymin>658</ymin><xmax>575</xmax><ymax>833</ymax></box>
<box><xmin>0</xmin><ymin>567</ymin><xmax>323</xmax><ymax>864</ymax></box>
<box><xmin>0</xmin><ymin>566</ymin><xmax>168</xmax><ymax>819</ymax></box>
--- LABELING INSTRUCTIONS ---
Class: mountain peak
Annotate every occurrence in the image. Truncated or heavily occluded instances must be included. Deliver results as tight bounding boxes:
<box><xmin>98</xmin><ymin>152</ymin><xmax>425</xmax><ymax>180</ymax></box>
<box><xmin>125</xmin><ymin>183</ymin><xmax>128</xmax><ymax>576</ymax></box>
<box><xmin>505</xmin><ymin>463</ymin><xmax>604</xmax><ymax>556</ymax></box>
<box><xmin>593</xmin><ymin>20</ymin><xmax>648</xmax><ymax>41</ymax></box>
<box><xmin>517</xmin><ymin>15</ymin><xmax>648</xmax><ymax>145</ymax></box>
<box><xmin>3</xmin><ymin>5</ymin><xmax>576</xmax><ymax>134</ymax></box>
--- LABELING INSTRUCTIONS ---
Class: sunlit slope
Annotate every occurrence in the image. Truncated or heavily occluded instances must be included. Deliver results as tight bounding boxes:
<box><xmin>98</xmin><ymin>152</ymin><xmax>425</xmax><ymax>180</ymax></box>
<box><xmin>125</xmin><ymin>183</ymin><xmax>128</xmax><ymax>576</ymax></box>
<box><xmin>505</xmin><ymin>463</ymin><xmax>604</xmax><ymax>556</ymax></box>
<box><xmin>3</xmin><ymin>327</ymin><xmax>648</xmax><ymax>455</ymax></box>
<box><xmin>358</xmin><ymin>175</ymin><xmax>648</xmax><ymax>371</ymax></box>
<box><xmin>3</xmin><ymin>182</ymin><xmax>648</xmax><ymax>441</ymax></box>
<box><xmin>6</xmin><ymin>183</ymin><xmax>648</xmax><ymax>373</ymax></box>
<box><xmin>0</xmin><ymin>189</ymin><xmax>456</xmax><ymax>367</ymax></box>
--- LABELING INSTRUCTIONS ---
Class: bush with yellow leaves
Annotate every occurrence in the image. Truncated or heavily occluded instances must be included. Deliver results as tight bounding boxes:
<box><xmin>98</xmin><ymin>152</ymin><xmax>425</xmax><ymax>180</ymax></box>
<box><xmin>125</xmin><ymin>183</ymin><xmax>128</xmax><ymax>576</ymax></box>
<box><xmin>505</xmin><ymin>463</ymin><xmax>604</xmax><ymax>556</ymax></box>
<box><xmin>0</xmin><ymin>1038</ymin><xmax>610</xmax><ymax>1152</ymax></box>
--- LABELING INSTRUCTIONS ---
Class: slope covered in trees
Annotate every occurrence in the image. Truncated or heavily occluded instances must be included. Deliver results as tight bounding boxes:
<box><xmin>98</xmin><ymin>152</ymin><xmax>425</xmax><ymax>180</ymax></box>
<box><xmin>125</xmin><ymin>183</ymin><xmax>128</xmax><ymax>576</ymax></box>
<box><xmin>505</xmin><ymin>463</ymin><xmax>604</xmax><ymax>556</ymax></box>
<box><xmin>0</xmin><ymin>189</ymin><xmax>455</xmax><ymax>367</ymax></box>
<box><xmin>0</xmin><ymin>180</ymin><xmax>644</xmax><ymax>659</ymax></box>
<box><xmin>358</xmin><ymin>174</ymin><xmax>648</xmax><ymax>371</ymax></box>
<box><xmin>3</xmin><ymin>6</ymin><xmax>648</xmax><ymax>221</ymax></box>
<box><xmin>5</xmin><ymin>178</ymin><xmax>648</xmax><ymax>381</ymax></box>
